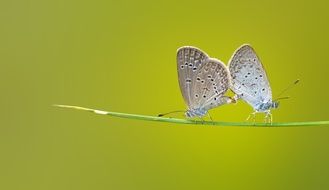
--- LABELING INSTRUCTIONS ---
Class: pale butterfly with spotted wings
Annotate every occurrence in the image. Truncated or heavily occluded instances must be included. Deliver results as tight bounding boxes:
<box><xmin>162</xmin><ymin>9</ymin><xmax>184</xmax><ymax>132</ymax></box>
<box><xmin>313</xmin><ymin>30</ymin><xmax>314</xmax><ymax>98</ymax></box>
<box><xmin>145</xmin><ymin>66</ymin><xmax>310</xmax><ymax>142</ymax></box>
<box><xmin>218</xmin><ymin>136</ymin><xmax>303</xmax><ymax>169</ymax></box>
<box><xmin>175</xmin><ymin>46</ymin><xmax>234</xmax><ymax>118</ymax></box>
<box><xmin>228</xmin><ymin>44</ymin><xmax>298</xmax><ymax>123</ymax></box>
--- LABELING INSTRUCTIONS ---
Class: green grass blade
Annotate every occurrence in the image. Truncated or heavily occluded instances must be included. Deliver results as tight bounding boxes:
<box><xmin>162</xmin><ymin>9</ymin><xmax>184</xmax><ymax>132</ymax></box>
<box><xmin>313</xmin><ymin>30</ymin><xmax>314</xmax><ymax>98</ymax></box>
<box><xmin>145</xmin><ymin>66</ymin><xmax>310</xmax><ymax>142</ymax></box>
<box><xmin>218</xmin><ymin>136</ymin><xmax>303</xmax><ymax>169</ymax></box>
<box><xmin>54</xmin><ymin>104</ymin><xmax>329</xmax><ymax>127</ymax></box>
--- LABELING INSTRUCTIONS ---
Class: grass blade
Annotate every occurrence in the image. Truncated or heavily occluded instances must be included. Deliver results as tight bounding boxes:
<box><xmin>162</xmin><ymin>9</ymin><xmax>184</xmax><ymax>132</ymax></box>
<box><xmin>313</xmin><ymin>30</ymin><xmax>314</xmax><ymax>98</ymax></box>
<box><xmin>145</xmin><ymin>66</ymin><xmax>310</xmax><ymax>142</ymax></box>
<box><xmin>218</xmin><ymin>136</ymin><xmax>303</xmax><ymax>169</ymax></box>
<box><xmin>54</xmin><ymin>104</ymin><xmax>329</xmax><ymax>127</ymax></box>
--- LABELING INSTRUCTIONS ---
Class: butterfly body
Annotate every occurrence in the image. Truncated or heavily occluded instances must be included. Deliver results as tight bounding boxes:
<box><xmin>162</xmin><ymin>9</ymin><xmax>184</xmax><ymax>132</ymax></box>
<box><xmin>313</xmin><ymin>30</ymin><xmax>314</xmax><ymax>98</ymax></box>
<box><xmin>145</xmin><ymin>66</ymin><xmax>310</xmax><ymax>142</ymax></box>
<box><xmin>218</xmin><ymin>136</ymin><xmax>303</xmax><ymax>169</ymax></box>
<box><xmin>234</xmin><ymin>94</ymin><xmax>279</xmax><ymax>113</ymax></box>
<box><xmin>257</xmin><ymin>101</ymin><xmax>279</xmax><ymax>112</ymax></box>
<box><xmin>185</xmin><ymin>108</ymin><xmax>207</xmax><ymax>118</ymax></box>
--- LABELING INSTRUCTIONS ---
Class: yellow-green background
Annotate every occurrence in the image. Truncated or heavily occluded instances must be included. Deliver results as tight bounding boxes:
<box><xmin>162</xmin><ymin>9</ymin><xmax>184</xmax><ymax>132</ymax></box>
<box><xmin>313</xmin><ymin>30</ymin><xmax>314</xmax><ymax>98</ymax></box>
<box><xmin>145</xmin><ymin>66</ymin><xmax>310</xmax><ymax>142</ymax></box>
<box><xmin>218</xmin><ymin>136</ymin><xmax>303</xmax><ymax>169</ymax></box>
<box><xmin>1</xmin><ymin>0</ymin><xmax>329</xmax><ymax>189</ymax></box>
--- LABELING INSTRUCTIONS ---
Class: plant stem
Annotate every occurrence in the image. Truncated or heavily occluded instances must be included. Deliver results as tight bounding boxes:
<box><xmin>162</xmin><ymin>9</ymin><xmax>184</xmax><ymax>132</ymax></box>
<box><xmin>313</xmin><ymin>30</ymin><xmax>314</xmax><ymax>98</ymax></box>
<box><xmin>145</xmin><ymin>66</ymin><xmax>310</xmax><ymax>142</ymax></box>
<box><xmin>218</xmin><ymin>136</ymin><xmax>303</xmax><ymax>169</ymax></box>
<box><xmin>54</xmin><ymin>104</ymin><xmax>329</xmax><ymax>127</ymax></box>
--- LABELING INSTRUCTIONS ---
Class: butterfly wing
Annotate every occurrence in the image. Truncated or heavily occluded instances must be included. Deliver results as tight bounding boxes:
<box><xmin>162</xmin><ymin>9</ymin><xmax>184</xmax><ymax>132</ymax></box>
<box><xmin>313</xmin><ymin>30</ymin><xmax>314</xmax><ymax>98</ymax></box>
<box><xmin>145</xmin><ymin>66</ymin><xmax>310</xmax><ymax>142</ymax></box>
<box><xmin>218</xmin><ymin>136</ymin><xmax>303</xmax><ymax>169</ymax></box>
<box><xmin>228</xmin><ymin>44</ymin><xmax>272</xmax><ymax>109</ymax></box>
<box><xmin>177</xmin><ymin>47</ymin><xmax>230</xmax><ymax>110</ymax></box>
<box><xmin>193</xmin><ymin>58</ymin><xmax>231</xmax><ymax>110</ymax></box>
<box><xmin>177</xmin><ymin>46</ymin><xmax>209</xmax><ymax>109</ymax></box>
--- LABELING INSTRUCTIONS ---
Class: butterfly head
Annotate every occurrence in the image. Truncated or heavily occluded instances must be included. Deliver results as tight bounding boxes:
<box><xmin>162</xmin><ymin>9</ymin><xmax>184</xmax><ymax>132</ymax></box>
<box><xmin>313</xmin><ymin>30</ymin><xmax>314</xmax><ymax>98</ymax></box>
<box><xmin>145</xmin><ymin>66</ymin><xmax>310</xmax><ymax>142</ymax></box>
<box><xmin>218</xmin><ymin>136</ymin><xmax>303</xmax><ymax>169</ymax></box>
<box><xmin>271</xmin><ymin>101</ymin><xmax>280</xmax><ymax>109</ymax></box>
<box><xmin>257</xmin><ymin>101</ymin><xmax>279</xmax><ymax>112</ymax></box>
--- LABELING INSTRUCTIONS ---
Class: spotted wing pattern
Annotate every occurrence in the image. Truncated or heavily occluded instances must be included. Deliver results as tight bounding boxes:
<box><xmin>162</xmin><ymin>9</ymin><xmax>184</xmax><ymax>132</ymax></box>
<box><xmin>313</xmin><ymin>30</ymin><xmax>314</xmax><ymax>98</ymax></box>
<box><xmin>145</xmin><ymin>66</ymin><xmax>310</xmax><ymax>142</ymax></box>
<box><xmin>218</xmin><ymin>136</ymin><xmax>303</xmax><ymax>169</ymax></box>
<box><xmin>177</xmin><ymin>46</ymin><xmax>208</xmax><ymax>108</ymax></box>
<box><xmin>177</xmin><ymin>46</ymin><xmax>230</xmax><ymax>110</ymax></box>
<box><xmin>228</xmin><ymin>44</ymin><xmax>272</xmax><ymax>109</ymax></box>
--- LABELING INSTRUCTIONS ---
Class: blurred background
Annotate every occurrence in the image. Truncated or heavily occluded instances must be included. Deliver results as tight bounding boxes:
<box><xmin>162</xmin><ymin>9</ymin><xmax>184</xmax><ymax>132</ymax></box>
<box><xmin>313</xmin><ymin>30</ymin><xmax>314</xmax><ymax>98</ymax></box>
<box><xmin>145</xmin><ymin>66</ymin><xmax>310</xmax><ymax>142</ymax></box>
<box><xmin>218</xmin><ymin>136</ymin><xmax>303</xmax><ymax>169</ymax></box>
<box><xmin>1</xmin><ymin>0</ymin><xmax>329</xmax><ymax>189</ymax></box>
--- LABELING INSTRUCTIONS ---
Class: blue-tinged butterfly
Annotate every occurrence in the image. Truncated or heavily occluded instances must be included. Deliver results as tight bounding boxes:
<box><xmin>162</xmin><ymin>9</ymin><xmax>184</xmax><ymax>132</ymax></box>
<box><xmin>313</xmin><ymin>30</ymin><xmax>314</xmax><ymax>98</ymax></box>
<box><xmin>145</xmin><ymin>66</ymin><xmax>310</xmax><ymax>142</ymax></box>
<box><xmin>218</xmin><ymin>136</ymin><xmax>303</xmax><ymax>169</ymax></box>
<box><xmin>228</xmin><ymin>44</ymin><xmax>298</xmax><ymax>123</ymax></box>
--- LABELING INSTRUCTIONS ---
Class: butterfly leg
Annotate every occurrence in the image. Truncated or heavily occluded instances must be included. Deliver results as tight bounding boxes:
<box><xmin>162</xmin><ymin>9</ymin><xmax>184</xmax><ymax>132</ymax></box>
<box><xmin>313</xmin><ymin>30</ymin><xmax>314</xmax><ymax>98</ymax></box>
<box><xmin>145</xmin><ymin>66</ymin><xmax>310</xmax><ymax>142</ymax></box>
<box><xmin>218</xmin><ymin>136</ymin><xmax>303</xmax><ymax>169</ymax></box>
<box><xmin>207</xmin><ymin>111</ymin><xmax>215</xmax><ymax>125</ymax></box>
<box><xmin>199</xmin><ymin>116</ymin><xmax>205</xmax><ymax>125</ymax></box>
<box><xmin>192</xmin><ymin>116</ymin><xmax>205</xmax><ymax>124</ymax></box>
<box><xmin>264</xmin><ymin>111</ymin><xmax>273</xmax><ymax>125</ymax></box>
<box><xmin>231</xmin><ymin>94</ymin><xmax>240</xmax><ymax>104</ymax></box>
<box><xmin>246</xmin><ymin>112</ymin><xmax>257</xmax><ymax>124</ymax></box>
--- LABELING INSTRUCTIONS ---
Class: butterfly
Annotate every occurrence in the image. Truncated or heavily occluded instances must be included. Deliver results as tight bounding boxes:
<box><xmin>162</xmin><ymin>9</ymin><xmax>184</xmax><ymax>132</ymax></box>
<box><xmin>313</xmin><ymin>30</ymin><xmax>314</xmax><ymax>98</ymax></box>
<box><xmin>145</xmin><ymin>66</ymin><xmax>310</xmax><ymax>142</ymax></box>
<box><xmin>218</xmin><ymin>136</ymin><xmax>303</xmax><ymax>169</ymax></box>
<box><xmin>177</xmin><ymin>46</ymin><xmax>233</xmax><ymax>118</ymax></box>
<box><xmin>228</xmin><ymin>44</ymin><xmax>282</xmax><ymax>123</ymax></box>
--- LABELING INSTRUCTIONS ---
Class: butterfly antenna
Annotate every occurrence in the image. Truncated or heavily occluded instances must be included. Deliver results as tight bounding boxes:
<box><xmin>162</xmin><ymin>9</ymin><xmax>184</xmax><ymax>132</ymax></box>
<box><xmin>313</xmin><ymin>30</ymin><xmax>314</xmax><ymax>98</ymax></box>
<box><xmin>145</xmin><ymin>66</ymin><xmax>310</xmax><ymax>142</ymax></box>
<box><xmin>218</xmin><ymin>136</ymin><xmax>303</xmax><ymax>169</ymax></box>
<box><xmin>275</xmin><ymin>96</ymin><xmax>290</xmax><ymax>101</ymax></box>
<box><xmin>158</xmin><ymin>110</ymin><xmax>185</xmax><ymax>117</ymax></box>
<box><xmin>274</xmin><ymin>79</ymin><xmax>300</xmax><ymax>101</ymax></box>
